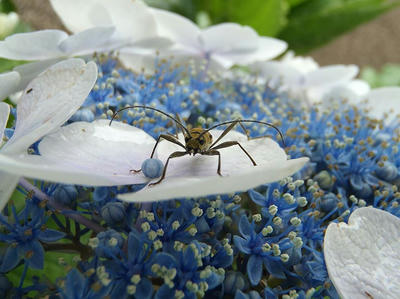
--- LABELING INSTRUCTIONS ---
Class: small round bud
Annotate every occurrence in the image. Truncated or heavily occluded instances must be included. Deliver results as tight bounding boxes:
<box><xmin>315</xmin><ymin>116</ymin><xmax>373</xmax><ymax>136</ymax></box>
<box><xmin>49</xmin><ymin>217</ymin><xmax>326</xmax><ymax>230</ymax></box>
<box><xmin>141</xmin><ymin>158</ymin><xmax>164</xmax><ymax>179</ymax></box>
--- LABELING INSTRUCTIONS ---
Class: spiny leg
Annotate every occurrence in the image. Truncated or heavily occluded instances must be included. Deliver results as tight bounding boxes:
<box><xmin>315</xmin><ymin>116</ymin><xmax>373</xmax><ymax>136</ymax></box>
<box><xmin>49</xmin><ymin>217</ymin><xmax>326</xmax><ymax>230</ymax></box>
<box><xmin>149</xmin><ymin>151</ymin><xmax>188</xmax><ymax>186</ymax></box>
<box><xmin>211</xmin><ymin>141</ymin><xmax>257</xmax><ymax>166</ymax></box>
<box><xmin>130</xmin><ymin>134</ymin><xmax>186</xmax><ymax>174</ymax></box>
<box><xmin>203</xmin><ymin>150</ymin><xmax>222</xmax><ymax>176</ymax></box>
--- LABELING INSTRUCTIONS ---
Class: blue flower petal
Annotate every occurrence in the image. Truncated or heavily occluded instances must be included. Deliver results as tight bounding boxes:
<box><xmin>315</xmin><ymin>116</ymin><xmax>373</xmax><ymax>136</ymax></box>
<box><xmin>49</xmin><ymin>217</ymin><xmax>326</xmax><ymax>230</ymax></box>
<box><xmin>128</xmin><ymin>231</ymin><xmax>141</xmax><ymax>262</ymax></box>
<box><xmin>248</xmin><ymin>189</ymin><xmax>266</xmax><ymax>207</ymax></box>
<box><xmin>38</xmin><ymin>229</ymin><xmax>66</xmax><ymax>242</ymax></box>
<box><xmin>135</xmin><ymin>278</ymin><xmax>153</xmax><ymax>299</ymax></box>
<box><xmin>233</xmin><ymin>236</ymin><xmax>251</xmax><ymax>254</ymax></box>
<box><xmin>238</xmin><ymin>215</ymin><xmax>252</xmax><ymax>237</ymax></box>
<box><xmin>0</xmin><ymin>246</ymin><xmax>20</xmax><ymax>272</ymax></box>
<box><xmin>247</xmin><ymin>255</ymin><xmax>263</xmax><ymax>285</ymax></box>
<box><xmin>65</xmin><ymin>269</ymin><xmax>85</xmax><ymax>298</ymax></box>
<box><xmin>263</xmin><ymin>259</ymin><xmax>286</xmax><ymax>279</ymax></box>
<box><xmin>26</xmin><ymin>240</ymin><xmax>44</xmax><ymax>269</ymax></box>
<box><xmin>155</xmin><ymin>285</ymin><xmax>174</xmax><ymax>299</ymax></box>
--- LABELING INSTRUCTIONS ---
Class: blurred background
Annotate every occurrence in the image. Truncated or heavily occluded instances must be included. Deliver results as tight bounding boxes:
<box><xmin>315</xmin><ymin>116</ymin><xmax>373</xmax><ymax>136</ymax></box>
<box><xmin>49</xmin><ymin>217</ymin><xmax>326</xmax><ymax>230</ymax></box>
<box><xmin>2</xmin><ymin>0</ymin><xmax>400</xmax><ymax>87</ymax></box>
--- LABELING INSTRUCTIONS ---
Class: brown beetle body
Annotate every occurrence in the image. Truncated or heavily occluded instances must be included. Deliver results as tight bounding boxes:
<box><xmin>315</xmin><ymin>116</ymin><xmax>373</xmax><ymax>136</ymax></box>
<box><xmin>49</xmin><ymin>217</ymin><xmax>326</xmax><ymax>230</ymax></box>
<box><xmin>185</xmin><ymin>128</ymin><xmax>213</xmax><ymax>155</ymax></box>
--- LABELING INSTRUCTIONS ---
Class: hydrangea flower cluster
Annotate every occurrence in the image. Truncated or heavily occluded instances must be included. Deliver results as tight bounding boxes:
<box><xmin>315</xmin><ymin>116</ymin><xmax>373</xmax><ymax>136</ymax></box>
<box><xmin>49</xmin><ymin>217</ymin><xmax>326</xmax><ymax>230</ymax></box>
<box><xmin>0</xmin><ymin>0</ymin><xmax>399</xmax><ymax>298</ymax></box>
<box><xmin>0</xmin><ymin>53</ymin><xmax>398</xmax><ymax>297</ymax></box>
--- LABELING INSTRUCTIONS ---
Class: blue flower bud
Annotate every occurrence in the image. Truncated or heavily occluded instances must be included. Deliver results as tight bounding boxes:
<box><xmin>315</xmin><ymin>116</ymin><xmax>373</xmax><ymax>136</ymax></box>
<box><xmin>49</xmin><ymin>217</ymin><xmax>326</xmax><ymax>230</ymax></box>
<box><xmin>376</xmin><ymin>162</ymin><xmax>398</xmax><ymax>181</ymax></box>
<box><xmin>95</xmin><ymin>229</ymin><xmax>124</xmax><ymax>258</ymax></box>
<box><xmin>320</xmin><ymin>193</ymin><xmax>337</xmax><ymax>212</ymax></box>
<box><xmin>69</xmin><ymin>108</ymin><xmax>95</xmax><ymax>122</ymax></box>
<box><xmin>224</xmin><ymin>271</ymin><xmax>247</xmax><ymax>295</ymax></box>
<box><xmin>53</xmin><ymin>185</ymin><xmax>78</xmax><ymax>207</ymax></box>
<box><xmin>142</xmin><ymin>158</ymin><xmax>164</xmax><ymax>179</ymax></box>
<box><xmin>313</xmin><ymin>170</ymin><xmax>333</xmax><ymax>189</ymax></box>
<box><xmin>101</xmin><ymin>202</ymin><xmax>126</xmax><ymax>225</ymax></box>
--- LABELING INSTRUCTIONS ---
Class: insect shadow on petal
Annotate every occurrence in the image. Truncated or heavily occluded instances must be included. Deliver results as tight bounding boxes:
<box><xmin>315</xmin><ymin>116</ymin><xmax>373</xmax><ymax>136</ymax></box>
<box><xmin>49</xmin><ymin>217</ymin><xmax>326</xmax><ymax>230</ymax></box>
<box><xmin>109</xmin><ymin>105</ymin><xmax>285</xmax><ymax>186</ymax></box>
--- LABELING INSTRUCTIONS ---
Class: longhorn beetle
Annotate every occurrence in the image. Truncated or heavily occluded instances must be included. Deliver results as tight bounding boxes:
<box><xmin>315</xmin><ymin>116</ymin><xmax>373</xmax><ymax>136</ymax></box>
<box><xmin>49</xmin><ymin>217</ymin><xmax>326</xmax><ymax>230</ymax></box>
<box><xmin>109</xmin><ymin>105</ymin><xmax>285</xmax><ymax>186</ymax></box>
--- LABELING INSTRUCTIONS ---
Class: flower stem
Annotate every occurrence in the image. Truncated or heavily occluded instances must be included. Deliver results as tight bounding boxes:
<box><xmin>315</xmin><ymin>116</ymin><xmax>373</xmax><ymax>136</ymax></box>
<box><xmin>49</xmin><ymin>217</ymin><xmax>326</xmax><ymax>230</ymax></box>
<box><xmin>18</xmin><ymin>178</ymin><xmax>105</xmax><ymax>233</ymax></box>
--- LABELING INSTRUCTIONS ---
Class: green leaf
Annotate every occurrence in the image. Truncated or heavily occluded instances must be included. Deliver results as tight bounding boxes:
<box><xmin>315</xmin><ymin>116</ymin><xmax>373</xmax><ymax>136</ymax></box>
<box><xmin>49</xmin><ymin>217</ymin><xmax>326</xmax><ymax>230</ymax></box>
<box><xmin>278</xmin><ymin>0</ymin><xmax>400</xmax><ymax>53</ymax></box>
<box><xmin>0</xmin><ymin>0</ymin><xmax>15</xmax><ymax>13</ymax></box>
<box><xmin>192</xmin><ymin>0</ymin><xmax>289</xmax><ymax>36</ymax></box>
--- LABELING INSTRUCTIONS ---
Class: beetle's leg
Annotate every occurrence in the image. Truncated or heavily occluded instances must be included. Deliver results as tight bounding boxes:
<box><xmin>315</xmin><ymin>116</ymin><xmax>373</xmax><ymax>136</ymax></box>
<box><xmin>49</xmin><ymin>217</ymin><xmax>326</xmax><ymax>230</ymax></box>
<box><xmin>211</xmin><ymin>141</ymin><xmax>257</xmax><ymax>166</ymax></box>
<box><xmin>150</xmin><ymin>134</ymin><xmax>186</xmax><ymax>158</ymax></box>
<box><xmin>149</xmin><ymin>151</ymin><xmax>188</xmax><ymax>186</ymax></box>
<box><xmin>203</xmin><ymin>150</ymin><xmax>222</xmax><ymax>176</ymax></box>
<box><xmin>209</xmin><ymin>120</ymin><xmax>240</xmax><ymax>148</ymax></box>
<box><xmin>130</xmin><ymin>134</ymin><xmax>186</xmax><ymax>174</ymax></box>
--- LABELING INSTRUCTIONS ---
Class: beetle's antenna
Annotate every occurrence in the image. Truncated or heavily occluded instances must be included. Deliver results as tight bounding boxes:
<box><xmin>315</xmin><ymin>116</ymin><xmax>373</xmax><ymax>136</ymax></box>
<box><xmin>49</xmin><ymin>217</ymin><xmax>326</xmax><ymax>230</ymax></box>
<box><xmin>200</xmin><ymin>120</ymin><xmax>286</xmax><ymax>147</ymax></box>
<box><xmin>109</xmin><ymin>105</ymin><xmax>191</xmax><ymax>136</ymax></box>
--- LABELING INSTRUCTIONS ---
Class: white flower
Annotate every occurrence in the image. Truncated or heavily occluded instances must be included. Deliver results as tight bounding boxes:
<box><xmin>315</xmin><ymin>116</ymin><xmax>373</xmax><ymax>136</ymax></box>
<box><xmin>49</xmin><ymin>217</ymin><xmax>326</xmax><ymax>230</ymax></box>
<box><xmin>0</xmin><ymin>120</ymin><xmax>308</xmax><ymax>202</ymax></box>
<box><xmin>324</xmin><ymin>207</ymin><xmax>400</xmax><ymax>299</ymax></box>
<box><xmin>250</xmin><ymin>52</ymin><xmax>359</xmax><ymax>104</ymax></box>
<box><xmin>120</xmin><ymin>8</ymin><xmax>288</xmax><ymax>71</ymax></box>
<box><xmin>0</xmin><ymin>58</ymin><xmax>97</xmax><ymax>209</ymax></box>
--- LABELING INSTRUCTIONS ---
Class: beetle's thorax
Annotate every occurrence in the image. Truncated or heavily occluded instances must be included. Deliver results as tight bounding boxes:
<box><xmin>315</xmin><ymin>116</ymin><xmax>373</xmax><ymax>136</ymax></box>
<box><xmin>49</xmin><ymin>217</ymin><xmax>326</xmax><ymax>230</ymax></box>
<box><xmin>185</xmin><ymin>128</ymin><xmax>213</xmax><ymax>155</ymax></box>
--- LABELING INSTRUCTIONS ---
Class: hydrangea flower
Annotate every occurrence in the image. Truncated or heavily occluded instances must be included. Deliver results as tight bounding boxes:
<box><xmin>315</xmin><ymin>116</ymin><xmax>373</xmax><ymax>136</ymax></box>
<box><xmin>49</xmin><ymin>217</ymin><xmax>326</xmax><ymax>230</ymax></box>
<box><xmin>324</xmin><ymin>207</ymin><xmax>400</xmax><ymax>298</ymax></box>
<box><xmin>0</xmin><ymin>58</ymin><xmax>97</xmax><ymax>207</ymax></box>
<box><xmin>250</xmin><ymin>51</ymin><xmax>359</xmax><ymax>104</ymax></box>
<box><xmin>0</xmin><ymin>71</ymin><xmax>20</xmax><ymax>100</ymax></box>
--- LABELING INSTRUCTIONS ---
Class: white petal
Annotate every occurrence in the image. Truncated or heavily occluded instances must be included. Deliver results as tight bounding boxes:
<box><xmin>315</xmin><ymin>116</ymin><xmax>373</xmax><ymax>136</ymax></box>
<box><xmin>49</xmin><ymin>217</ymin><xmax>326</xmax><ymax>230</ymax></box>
<box><xmin>281</xmin><ymin>51</ymin><xmax>319</xmax><ymax>74</ymax></box>
<box><xmin>367</xmin><ymin>87</ymin><xmax>400</xmax><ymax>118</ymax></box>
<box><xmin>13</xmin><ymin>59</ymin><xmax>64</xmax><ymax>92</ymax></box>
<box><xmin>249</xmin><ymin>61</ymin><xmax>302</xmax><ymax>87</ymax></box>
<box><xmin>212</xmin><ymin>37</ymin><xmax>288</xmax><ymax>68</ymax></box>
<box><xmin>118</xmin><ymin>51</ymin><xmax>158</xmax><ymax>74</ymax></box>
<box><xmin>0</xmin><ymin>71</ymin><xmax>21</xmax><ymax>100</ymax></box>
<box><xmin>50</xmin><ymin>0</ymin><xmax>99</xmax><ymax>33</ymax></box>
<box><xmin>0</xmin><ymin>120</ymin><xmax>156</xmax><ymax>185</ymax></box>
<box><xmin>324</xmin><ymin>207</ymin><xmax>400</xmax><ymax>299</ymax></box>
<box><xmin>200</xmin><ymin>23</ymin><xmax>258</xmax><ymax>53</ymax></box>
<box><xmin>2</xmin><ymin>59</ymin><xmax>98</xmax><ymax>154</ymax></box>
<box><xmin>0</xmin><ymin>30</ymin><xmax>67</xmax><ymax>60</ymax></box>
<box><xmin>59</xmin><ymin>26</ymin><xmax>119</xmax><ymax>55</ymax></box>
<box><xmin>0</xmin><ymin>171</ymin><xmax>19</xmax><ymax>210</ymax></box>
<box><xmin>118</xmin><ymin>130</ymin><xmax>309</xmax><ymax>202</ymax></box>
<box><xmin>151</xmin><ymin>8</ymin><xmax>201</xmax><ymax>50</ymax></box>
<box><xmin>0</xmin><ymin>102</ymin><xmax>10</xmax><ymax>145</ymax></box>
<box><xmin>97</xmin><ymin>0</ymin><xmax>157</xmax><ymax>42</ymax></box>
<box><xmin>321</xmin><ymin>79</ymin><xmax>371</xmax><ymax>104</ymax></box>
<box><xmin>305</xmin><ymin>65</ymin><xmax>359</xmax><ymax>88</ymax></box>
<box><xmin>118</xmin><ymin>157</ymin><xmax>308</xmax><ymax>202</ymax></box>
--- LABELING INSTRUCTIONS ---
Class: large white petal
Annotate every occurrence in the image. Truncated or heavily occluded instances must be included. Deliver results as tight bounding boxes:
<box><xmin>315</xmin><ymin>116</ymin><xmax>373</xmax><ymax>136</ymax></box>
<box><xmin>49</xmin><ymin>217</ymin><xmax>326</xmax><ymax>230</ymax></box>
<box><xmin>0</xmin><ymin>71</ymin><xmax>21</xmax><ymax>100</ymax></box>
<box><xmin>321</xmin><ymin>79</ymin><xmax>371</xmax><ymax>104</ymax></box>
<box><xmin>212</xmin><ymin>37</ymin><xmax>288</xmax><ymax>69</ymax></box>
<box><xmin>2</xmin><ymin>59</ymin><xmax>98</xmax><ymax>154</ymax></box>
<box><xmin>118</xmin><ymin>158</ymin><xmax>308</xmax><ymax>202</ymax></box>
<box><xmin>59</xmin><ymin>26</ymin><xmax>119</xmax><ymax>55</ymax></box>
<box><xmin>0</xmin><ymin>30</ymin><xmax>67</xmax><ymax>60</ymax></box>
<box><xmin>200</xmin><ymin>23</ymin><xmax>258</xmax><ymax>53</ymax></box>
<box><xmin>118</xmin><ymin>130</ymin><xmax>308</xmax><ymax>202</ymax></box>
<box><xmin>305</xmin><ymin>65</ymin><xmax>359</xmax><ymax>88</ymax></box>
<box><xmin>0</xmin><ymin>171</ymin><xmax>19</xmax><ymax>211</ymax></box>
<box><xmin>324</xmin><ymin>207</ymin><xmax>400</xmax><ymax>299</ymax></box>
<box><xmin>0</xmin><ymin>120</ymin><xmax>156</xmax><ymax>185</ymax></box>
<box><xmin>367</xmin><ymin>87</ymin><xmax>400</xmax><ymax>118</ymax></box>
<box><xmin>49</xmin><ymin>0</ymin><xmax>99</xmax><ymax>33</ymax></box>
<box><xmin>0</xmin><ymin>102</ymin><xmax>10</xmax><ymax>145</ymax></box>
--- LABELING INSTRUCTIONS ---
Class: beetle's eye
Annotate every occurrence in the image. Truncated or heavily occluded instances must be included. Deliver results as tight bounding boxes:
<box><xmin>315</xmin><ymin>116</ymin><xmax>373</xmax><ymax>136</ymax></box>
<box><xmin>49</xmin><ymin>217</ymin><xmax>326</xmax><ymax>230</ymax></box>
<box><xmin>185</xmin><ymin>136</ymin><xmax>190</xmax><ymax>142</ymax></box>
<box><xmin>199</xmin><ymin>138</ymin><xmax>205</xmax><ymax>145</ymax></box>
